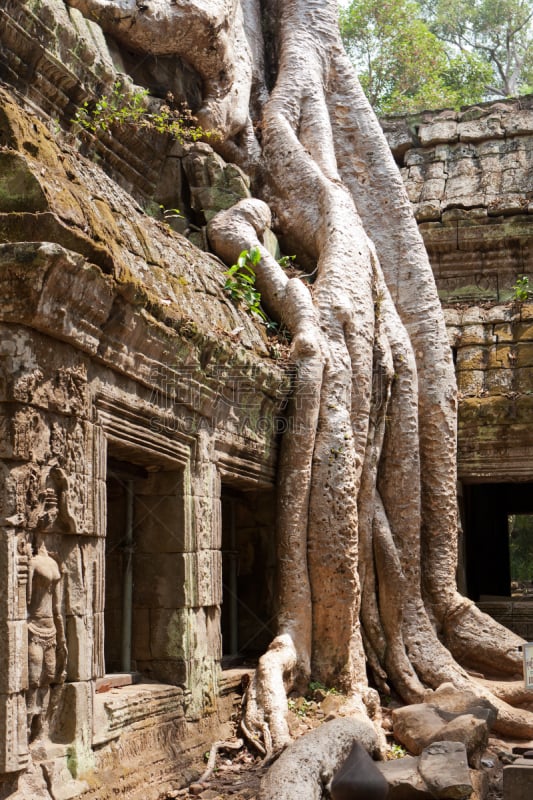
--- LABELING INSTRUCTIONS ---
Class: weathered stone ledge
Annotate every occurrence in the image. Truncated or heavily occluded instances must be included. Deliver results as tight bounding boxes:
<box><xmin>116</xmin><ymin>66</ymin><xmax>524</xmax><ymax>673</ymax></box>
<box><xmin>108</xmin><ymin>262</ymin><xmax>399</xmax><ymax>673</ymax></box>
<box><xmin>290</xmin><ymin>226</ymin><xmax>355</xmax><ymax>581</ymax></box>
<box><xmin>382</xmin><ymin>95</ymin><xmax>533</xmax><ymax>159</ymax></box>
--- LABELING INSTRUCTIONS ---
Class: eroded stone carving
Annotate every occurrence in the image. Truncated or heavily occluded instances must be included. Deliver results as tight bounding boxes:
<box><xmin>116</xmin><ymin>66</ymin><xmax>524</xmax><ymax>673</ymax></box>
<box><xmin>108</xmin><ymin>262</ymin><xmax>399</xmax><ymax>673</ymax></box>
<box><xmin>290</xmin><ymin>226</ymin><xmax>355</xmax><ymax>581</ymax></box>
<box><xmin>26</xmin><ymin>539</ymin><xmax>67</xmax><ymax>742</ymax></box>
<box><xmin>35</xmin><ymin>464</ymin><xmax>77</xmax><ymax>536</ymax></box>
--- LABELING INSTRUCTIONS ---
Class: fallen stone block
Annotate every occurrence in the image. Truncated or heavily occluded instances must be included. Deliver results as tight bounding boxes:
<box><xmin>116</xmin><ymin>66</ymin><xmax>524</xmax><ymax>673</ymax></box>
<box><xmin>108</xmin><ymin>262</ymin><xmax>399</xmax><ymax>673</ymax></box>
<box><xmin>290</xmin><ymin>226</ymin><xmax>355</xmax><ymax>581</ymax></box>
<box><xmin>503</xmin><ymin>758</ymin><xmax>533</xmax><ymax>800</ymax></box>
<box><xmin>392</xmin><ymin>686</ymin><xmax>497</xmax><ymax>767</ymax></box>
<box><xmin>377</xmin><ymin>741</ymin><xmax>473</xmax><ymax>800</ymax></box>
<box><xmin>377</xmin><ymin>754</ymin><xmax>433</xmax><ymax>798</ymax></box>
<box><xmin>418</xmin><ymin>741</ymin><xmax>472</xmax><ymax>799</ymax></box>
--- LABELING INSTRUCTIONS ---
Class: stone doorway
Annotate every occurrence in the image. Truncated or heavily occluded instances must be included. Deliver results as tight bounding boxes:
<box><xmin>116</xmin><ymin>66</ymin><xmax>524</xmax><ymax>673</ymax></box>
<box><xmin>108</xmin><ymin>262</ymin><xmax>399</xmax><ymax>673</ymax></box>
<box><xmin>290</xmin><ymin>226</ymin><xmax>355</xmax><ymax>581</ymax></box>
<box><xmin>463</xmin><ymin>482</ymin><xmax>533</xmax><ymax>638</ymax></box>
<box><xmin>463</xmin><ymin>482</ymin><xmax>533</xmax><ymax>601</ymax></box>
<box><xmin>104</xmin><ymin>451</ymin><xmax>189</xmax><ymax>682</ymax></box>
<box><xmin>105</xmin><ymin>457</ymin><xmax>149</xmax><ymax>674</ymax></box>
<box><xmin>220</xmin><ymin>487</ymin><xmax>277</xmax><ymax>664</ymax></box>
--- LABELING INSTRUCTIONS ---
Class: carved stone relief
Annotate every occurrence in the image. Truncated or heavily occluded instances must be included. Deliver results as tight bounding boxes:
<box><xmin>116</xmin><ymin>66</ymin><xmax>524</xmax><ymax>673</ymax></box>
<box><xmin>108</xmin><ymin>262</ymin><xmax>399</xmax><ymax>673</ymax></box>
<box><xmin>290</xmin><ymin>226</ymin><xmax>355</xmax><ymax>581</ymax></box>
<box><xmin>26</xmin><ymin>540</ymin><xmax>67</xmax><ymax>743</ymax></box>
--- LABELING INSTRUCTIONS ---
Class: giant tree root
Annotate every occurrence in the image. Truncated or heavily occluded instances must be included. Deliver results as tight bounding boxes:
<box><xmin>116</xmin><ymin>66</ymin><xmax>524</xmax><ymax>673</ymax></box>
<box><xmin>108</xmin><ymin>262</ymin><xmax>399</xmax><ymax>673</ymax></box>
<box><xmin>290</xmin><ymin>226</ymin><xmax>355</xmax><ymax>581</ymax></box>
<box><xmin>258</xmin><ymin>717</ymin><xmax>382</xmax><ymax>800</ymax></box>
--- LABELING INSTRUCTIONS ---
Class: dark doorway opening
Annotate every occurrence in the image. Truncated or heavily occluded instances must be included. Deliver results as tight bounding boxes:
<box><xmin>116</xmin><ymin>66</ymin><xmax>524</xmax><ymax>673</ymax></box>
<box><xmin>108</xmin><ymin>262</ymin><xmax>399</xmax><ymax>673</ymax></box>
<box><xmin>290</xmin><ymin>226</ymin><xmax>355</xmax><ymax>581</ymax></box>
<box><xmin>221</xmin><ymin>487</ymin><xmax>277</xmax><ymax>664</ymax></box>
<box><xmin>509</xmin><ymin>514</ymin><xmax>533</xmax><ymax>591</ymax></box>
<box><xmin>463</xmin><ymin>482</ymin><xmax>533</xmax><ymax>600</ymax></box>
<box><xmin>105</xmin><ymin>456</ymin><xmax>148</xmax><ymax>673</ymax></box>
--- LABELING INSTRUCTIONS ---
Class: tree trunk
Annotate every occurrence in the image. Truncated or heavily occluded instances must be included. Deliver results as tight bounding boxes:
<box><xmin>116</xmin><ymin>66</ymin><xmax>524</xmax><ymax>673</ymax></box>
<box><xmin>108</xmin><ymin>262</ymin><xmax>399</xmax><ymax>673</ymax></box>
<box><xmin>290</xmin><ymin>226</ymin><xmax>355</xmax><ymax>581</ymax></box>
<box><xmin>69</xmin><ymin>0</ymin><xmax>533</xmax><ymax>769</ymax></box>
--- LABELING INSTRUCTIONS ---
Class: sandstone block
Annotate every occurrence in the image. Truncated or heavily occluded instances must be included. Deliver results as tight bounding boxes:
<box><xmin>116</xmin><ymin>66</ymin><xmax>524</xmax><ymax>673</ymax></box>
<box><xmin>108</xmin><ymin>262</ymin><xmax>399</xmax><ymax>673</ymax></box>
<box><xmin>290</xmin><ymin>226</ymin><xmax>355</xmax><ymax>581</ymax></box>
<box><xmin>429</xmin><ymin>684</ymin><xmax>497</xmax><ymax>724</ymax></box>
<box><xmin>459</xmin><ymin>324</ymin><xmax>487</xmax><ymax>346</ymax></box>
<box><xmin>455</xmin><ymin>346</ymin><xmax>486</xmax><ymax>371</ymax></box>
<box><xmin>456</xmin><ymin>369</ymin><xmax>484</xmax><ymax>396</ymax></box>
<box><xmin>0</xmin><ymin>620</ymin><xmax>28</xmax><ymax>693</ymax></box>
<box><xmin>470</xmin><ymin>768</ymin><xmax>489</xmax><ymax>800</ymax></box>
<box><xmin>195</xmin><ymin>549</ymin><xmax>222</xmax><ymax>607</ymax></box>
<box><xmin>40</xmin><ymin>757</ymin><xmax>89</xmax><ymax>800</ymax></box>
<box><xmin>193</xmin><ymin>492</ymin><xmax>220</xmax><ymax>551</ymax></box>
<box><xmin>65</xmin><ymin>614</ymin><xmax>93</xmax><ymax>682</ymax></box>
<box><xmin>418</xmin><ymin>741</ymin><xmax>472</xmax><ymax>799</ymax></box>
<box><xmin>419</xmin><ymin>121</ymin><xmax>458</xmax><ymax>146</ymax></box>
<box><xmin>492</xmin><ymin>322</ymin><xmax>515</xmax><ymax>343</ymax></box>
<box><xmin>0</xmin><ymin>152</ymin><xmax>48</xmax><ymax>213</ymax></box>
<box><xmin>414</xmin><ymin>201</ymin><xmax>441</xmax><ymax>221</ymax></box>
<box><xmin>515</xmin><ymin>322</ymin><xmax>533</xmax><ymax>342</ymax></box>
<box><xmin>54</xmin><ymin>681</ymin><xmax>93</xmax><ymax>748</ymax></box>
<box><xmin>483</xmin><ymin>367</ymin><xmax>514</xmax><ymax>393</ymax></box>
<box><xmin>381</xmin><ymin>120</ymin><xmax>416</xmax><ymax>158</ymax></box>
<box><xmin>503</xmin><ymin>759</ymin><xmax>533</xmax><ymax>800</ymax></box>
<box><xmin>458</xmin><ymin>116</ymin><xmax>505</xmax><ymax>142</ymax></box>
<box><xmin>515</xmin><ymin>368</ymin><xmax>533</xmax><ymax>393</ymax></box>
<box><xmin>133</xmin><ymin>552</ymin><xmax>192</xmax><ymax>608</ymax></box>
<box><xmin>516</xmin><ymin>342</ymin><xmax>533</xmax><ymax>368</ymax></box>
<box><xmin>6</xmin><ymin>762</ymin><xmax>49</xmax><ymax>798</ymax></box>
<box><xmin>150</xmin><ymin>607</ymin><xmax>189</xmax><ymax>660</ymax></box>
<box><xmin>392</xmin><ymin>704</ymin><xmax>446</xmax><ymax>754</ymax></box>
<box><xmin>0</xmin><ymin>692</ymin><xmax>29</xmax><ymax>773</ymax></box>
<box><xmin>134</xmin><ymin>493</ymin><xmax>192</xmax><ymax>553</ymax></box>
<box><xmin>377</xmin><ymin>754</ymin><xmax>432</xmax><ymax>798</ymax></box>
<box><xmin>420</xmin><ymin>178</ymin><xmax>446</xmax><ymax>201</ymax></box>
<box><xmin>392</xmin><ymin>690</ymin><xmax>496</xmax><ymax>767</ymax></box>
<box><xmin>503</xmin><ymin>109</ymin><xmax>533</xmax><ymax>135</ymax></box>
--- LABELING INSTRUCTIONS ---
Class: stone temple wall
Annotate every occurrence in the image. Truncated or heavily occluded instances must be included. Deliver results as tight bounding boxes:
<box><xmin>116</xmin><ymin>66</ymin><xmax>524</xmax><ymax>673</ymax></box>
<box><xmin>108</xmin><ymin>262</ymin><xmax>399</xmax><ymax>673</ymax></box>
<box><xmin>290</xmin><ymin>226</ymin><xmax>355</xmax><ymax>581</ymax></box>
<box><xmin>384</xmin><ymin>100</ymin><xmax>533</xmax><ymax>483</ymax></box>
<box><xmin>384</xmin><ymin>104</ymin><xmax>533</xmax><ymax>633</ymax></box>
<box><xmin>0</xmin><ymin>3</ymin><xmax>285</xmax><ymax>797</ymax></box>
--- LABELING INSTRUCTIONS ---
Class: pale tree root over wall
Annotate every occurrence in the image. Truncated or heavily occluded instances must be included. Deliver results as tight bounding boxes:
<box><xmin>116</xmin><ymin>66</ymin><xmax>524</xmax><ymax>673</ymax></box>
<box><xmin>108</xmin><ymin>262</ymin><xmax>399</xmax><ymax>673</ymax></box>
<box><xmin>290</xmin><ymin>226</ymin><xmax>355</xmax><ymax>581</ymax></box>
<box><xmin>68</xmin><ymin>0</ymin><xmax>533</xmax><ymax>767</ymax></box>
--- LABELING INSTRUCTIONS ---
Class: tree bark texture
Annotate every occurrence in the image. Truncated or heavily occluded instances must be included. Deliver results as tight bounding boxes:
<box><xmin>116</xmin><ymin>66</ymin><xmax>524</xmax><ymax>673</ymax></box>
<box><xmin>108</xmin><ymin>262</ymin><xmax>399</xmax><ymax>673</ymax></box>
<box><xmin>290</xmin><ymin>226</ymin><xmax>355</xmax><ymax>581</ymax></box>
<box><xmin>68</xmin><ymin>0</ymin><xmax>533</xmax><ymax>761</ymax></box>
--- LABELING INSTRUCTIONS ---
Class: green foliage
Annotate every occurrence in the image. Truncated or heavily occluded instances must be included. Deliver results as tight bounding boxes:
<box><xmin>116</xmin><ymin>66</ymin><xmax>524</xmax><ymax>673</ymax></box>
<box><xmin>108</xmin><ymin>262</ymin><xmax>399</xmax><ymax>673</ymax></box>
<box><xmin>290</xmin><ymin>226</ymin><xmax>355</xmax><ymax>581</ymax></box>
<box><xmin>509</xmin><ymin>514</ymin><xmax>533</xmax><ymax>583</ymax></box>
<box><xmin>308</xmin><ymin>680</ymin><xmax>341</xmax><ymax>695</ymax></box>
<box><xmin>224</xmin><ymin>247</ymin><xmax>269</xmax><ymax>323</ymax></box>
<box><xmin>422</xmin><ymin>0</ymin><xmax>533</xmax><ymax>97</ymax></box>
<box><xmin>278</xmin><ymin>254</ymin><xmax>296</xmax><ymax>269</ymax></box>
<box><xmin>339</xmin><ymin>0</ymin><xmax>531</xmax><ymax>113</ymax></box>
<box><xmin>512</xmin><ymin>275</ymin><xmax>531</xmax><ymax>301</ymax></box>
<box><xmin>387</xmin><ymin>742</ymin><xmax>407</xmax><ymax>759</ymax></box>
<box><xmin>73</xmin><ymin>81</ymin><xmax>207</xmax><ymax>142</ymax></box>
<box><xmin>287</xmin><ymin>696</ymin><xmax>313</xmax><ymax>717</ymax></box>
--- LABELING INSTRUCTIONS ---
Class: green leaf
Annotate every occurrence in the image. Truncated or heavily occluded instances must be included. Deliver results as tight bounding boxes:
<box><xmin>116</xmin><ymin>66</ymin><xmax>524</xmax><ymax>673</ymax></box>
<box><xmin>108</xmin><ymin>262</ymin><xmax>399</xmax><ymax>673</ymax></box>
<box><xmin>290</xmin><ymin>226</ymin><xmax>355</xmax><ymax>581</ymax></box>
<box><xmin>249</xmin><ymin>246</ymin><xmax>261</xmax><ymax>265</ymax></box>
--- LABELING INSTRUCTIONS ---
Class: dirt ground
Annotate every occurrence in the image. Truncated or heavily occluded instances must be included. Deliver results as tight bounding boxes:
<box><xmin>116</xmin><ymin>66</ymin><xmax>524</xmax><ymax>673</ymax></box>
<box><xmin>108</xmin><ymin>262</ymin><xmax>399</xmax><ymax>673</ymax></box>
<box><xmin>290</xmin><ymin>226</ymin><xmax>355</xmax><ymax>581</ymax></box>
<box><xmin>163</xmin><ymin>739</ymin><xmax>515</xmax><ymax>800</ymax></box>
<box><xmin>161</xmin><ymin>695</ymin><xmax>531</xmax><ymax>800</ymax></box>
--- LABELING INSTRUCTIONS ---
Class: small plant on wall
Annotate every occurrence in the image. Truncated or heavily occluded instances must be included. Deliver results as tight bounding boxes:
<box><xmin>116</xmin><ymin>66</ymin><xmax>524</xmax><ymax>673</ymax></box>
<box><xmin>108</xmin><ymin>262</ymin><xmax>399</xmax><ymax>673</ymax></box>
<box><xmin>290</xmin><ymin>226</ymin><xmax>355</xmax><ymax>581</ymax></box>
<box><xmin>73</xmin><ymin>81</ymin><xmax>208</xmax><ymax>143</ymax></box>
<box><xmin>512</xmin><ymin>275</ymin><xmax>531</xmax><ymax>302</ymax></box>
<box><xmin>224</xmin><ymin>247</ymin><xmax>272</xmax><ymax>326</ymax></box>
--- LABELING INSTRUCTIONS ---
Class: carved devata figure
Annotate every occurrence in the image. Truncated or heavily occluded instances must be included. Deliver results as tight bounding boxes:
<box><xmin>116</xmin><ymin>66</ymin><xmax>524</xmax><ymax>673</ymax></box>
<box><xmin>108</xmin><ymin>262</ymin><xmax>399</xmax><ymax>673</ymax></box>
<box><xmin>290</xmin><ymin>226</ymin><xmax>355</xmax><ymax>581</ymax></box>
<box><xmin>20</xmin><ymin>463</ymin><xmax>74</xmax><ymax>741</ymax></box>
<box><xmin>26</xmin><ymin>537</ymin><xmax>67</xmax><ymax>742</ymax></box>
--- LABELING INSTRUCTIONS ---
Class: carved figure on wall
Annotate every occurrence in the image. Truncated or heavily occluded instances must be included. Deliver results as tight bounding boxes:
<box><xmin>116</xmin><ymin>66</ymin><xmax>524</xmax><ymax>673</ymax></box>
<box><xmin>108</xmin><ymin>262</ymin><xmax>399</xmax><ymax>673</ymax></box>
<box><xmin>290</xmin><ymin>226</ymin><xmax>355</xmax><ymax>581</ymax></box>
<box><xmin>36</xmin><ymin>464</ymin><xmax>77</xmax><ymax>535</ymax></box>
<box><xmin>26</xmin><ymin>538</ymin><xmax>67</xmax><ymax>742</ymax></box>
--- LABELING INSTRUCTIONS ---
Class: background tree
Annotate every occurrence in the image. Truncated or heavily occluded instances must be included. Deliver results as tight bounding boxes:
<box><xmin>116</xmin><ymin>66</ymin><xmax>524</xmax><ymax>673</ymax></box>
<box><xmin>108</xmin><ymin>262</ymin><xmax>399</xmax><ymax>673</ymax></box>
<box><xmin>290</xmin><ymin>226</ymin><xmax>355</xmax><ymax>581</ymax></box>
<box><xmin>340</xmin><ymin>0</ymin><xmax>533</xmax><ymax>113</ymax></box>
<box><xmin>339</xmin><ymin>0</ymin><xmax>492</xmax><ymax>113</ymax></box>
<box><xmin>68</xmin><ymin>0</ymin><xmax>533</xmax><ymax>790</ymax></box>
<box><xmin>423</xmin><ymin>0</ymin><xmax>533</xmax><ymax>97</ymax></box>
<box><xmin>509</xmin><ymin>514</ymin><xmax>533</xmax><ymax>583</ymax></box>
